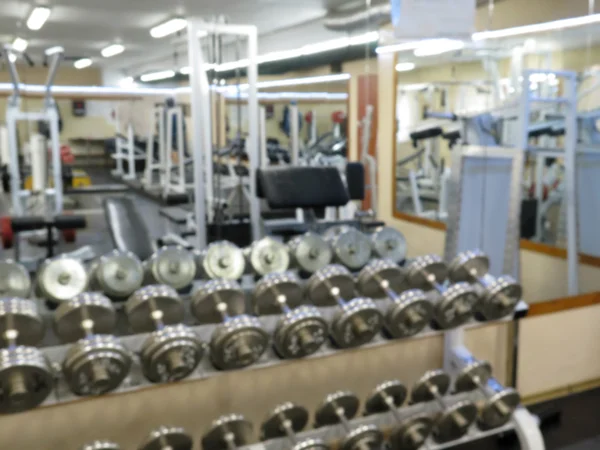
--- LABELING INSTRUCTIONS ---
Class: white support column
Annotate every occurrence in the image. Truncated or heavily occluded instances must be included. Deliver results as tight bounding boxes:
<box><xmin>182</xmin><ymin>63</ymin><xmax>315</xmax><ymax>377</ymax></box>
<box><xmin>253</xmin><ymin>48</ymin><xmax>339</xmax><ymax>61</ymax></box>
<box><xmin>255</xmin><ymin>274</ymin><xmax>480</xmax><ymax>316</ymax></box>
<box><xmin>164</xmin><ymin>109</ymin><xmax>175</xmax><ymax>197</ymax></box>
<box><xmin>290</xmin><ymin>103</ymin><xmax>300</xmax><ymax>165</ymax></box>
<box><xmin>176</xmin><ymin>106</ymin><xmax>186</xmax><ymax>193</ymax></box>
<box><xmin>126</xmin><ymin>123</ymin><xmax>135</xmax><ymax>180</ymax></box>
<box><xmin>48</xmin><ymin>105</ymin><xmax>63</xmax><ymax>214</ymax></box>
<box><xmin>259</xmin><ymin>106</ymin><xmax>268</xmax><ymax>169</ymax></box>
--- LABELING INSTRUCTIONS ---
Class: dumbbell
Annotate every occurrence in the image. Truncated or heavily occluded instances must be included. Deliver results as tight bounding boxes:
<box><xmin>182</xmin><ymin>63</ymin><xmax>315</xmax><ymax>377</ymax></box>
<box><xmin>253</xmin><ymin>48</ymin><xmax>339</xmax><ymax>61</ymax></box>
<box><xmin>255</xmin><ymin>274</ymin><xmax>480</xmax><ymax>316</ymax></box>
<box><xmin>405</xmin><ymin>255</ymin><xmax>478</xmax><ymax>329</ymax></box>
<box><xmin>0</xmin><ymin>260</ymin><xmax>31</xmax><ymax>297</ymax></box>
<box><xmin>454</xmin><ymin>359</ymin><xmax>520</xmax><ymax>430</ymax></box>
<box><xmin>138</xmin><ymin>426</ymin><xmax>193</xmax><ymax>450</ymax></box>
<box><xmin>357</xmin><ymin>259</ymin><xmax>433</xmax><ymax>338</ymax></box>
<box><xmin>253</xmin><ymin>272</ymin><xmax>328</xmax><ymax>359</ymax></box>
<box><xmin>369</xmin><ymin>226</ymin><xmax>407</xmax><ymax>264</ymax></box>
<box><xmin>126</xmin><ymin>285</ymin><xmax>204</xmax><ymax>382</ymax></box>
<box><xmin>245</xmin><ymin>237</ymin><xmax>290</xmax><ymax>276</ymax></box>
<box><xmin>448</xmin><ymin>249</ymin><xmax>522</xmax><ymax>320</ymax></box>
<box><xmin>410</xmin><ymin>370</ymin><xmax>477</xmax><ymax>443</ymax></box>
<box><xmin>54</xmin><ymin>292</ymin><xmax>131</xmax><ymax>396</ymax></box>
<box><xmin>89</xmin><ymin>250</ymin><xmax>144</xmax><ymax>299</ymax></box>
<box><xmin>36</xmin><ymin>254</ymin><xmax>88</xmax><ymax>305</ymax></box>
<box><xmin>315</xmin><ymin>391</ymin><xmax>383</xmax><ymax>450</ymax></box>
<box><xmin>191</xmin><ymin>280</ymin><xmax>269</xmax><ymax>370</ymax></box>
<box><xmin>364</xmin><ymin>380</ymin><xmax>433</xmax><ymax>450</ymax></box>
<box><xmin>0</xmin><ymin>297</ymin><xmax>53</xmax><ymax>413</ymax></box>
<box><xmin>287</xmin><ymin>232</ymin><xmax>332</xmax><ymax>274</ymax></box>
<box><xmin>81</xmin><ymin>442</ymin><xmax>120</xmax><ymax>450</ymax></box>
<box><xmin>144</xmin><ymin>246</ymin><xmax>196</xmax><ymax>290</ymax></box>
<box><xmin>307</xmin><ymin>264</ymin><xmax>383</xmax><ymax>348</ymax></box>
<box><xmin>202</xmin><ymin>414</ymin><xmax>253</xmax><ymax>449</ymax></box>
<box><xmin>323</xmin><ymin>226</ymin><xmax>372</xmax><ymax>270</ymax></box>
<box><xmin>261</xmin><ymin>402</ymin><xmax>330</xmax><ymax>450</ymax></box>
<box><xmin>195</xmin><ymin>240</ymin><xmax>246</xmax><ymax>280</ymax></box>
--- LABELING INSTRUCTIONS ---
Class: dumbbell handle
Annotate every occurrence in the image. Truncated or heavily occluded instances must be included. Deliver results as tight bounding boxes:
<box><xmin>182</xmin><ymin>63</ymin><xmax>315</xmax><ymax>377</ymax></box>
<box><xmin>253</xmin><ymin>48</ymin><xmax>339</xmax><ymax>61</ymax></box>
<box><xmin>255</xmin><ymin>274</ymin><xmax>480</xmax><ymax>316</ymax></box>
<box><xmin>274</xmin><ymin>294</ymin><xmax>316</xmax><ymax>349</ymax></box>
<box><xmin>421</xmin><ymin>269</ymin><xmax>445</xmax><ymax>294</ymax></box>
<box><xmin>78</xmin><ymin>308</ymin><xmax>113</xmax><ymax>388</ymax></box>
<box><xmin>380</xmin><ymin>391</ymin><xmax>403</xmax><ymax>423</ymax></box>
<box><xmin>223</xmin><ymin>432</ymin><xmax>238</xmax><ymax>450</ymax></box>
<box><xmin>331</xmin><ymin>401</ymin><xmax>353</xmax><ymax>433</ymax></box>
<box><xmin>375</xmin><ymin>275</ymin><xmax>423</xmax><ymax>327</ymax></box>
<box><xmin>148</xmin><ymin>298</ymin><xmax>166</xmax><ymax>329</ymax></box>
<box><xmin>278</xmin><ymin>414</ymin><xmax>298</xmax><ymax>444</ymax></box>
<box><xmin>469</xmin><ymin>374</ymin><xmax>512</xmax><ymax>416</ymax></box>
<box><xmin>471</xmin><ymin>272</ymin><xmax>514</xmax><ymax>308</ymax></box>
<box><xmin>425</xmin><ymin>381</ymin><xmax>469</xmax><ymax>428</ymax></box>
<box><xmin>325</xmin><ymin>281</ymin><xmax>370</xmax><ymax>336</ymax></box>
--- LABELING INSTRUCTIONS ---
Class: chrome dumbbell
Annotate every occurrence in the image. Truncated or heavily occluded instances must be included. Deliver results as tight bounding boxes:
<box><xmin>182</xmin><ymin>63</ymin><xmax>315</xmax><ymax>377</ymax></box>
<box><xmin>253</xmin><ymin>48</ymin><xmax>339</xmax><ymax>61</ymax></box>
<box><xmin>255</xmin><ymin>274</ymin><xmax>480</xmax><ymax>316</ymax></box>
<box><xmin>307</xmin><ymin>264</ymin><xmax>383</xmax><ymax>348</ymax></box>
<box><xmin>138</xmin><ymin>426</ymin><xmax>193</xmax><ymax>450</ymax></box>
<box><xmin>195</xmin><ymin>240</ymin><xmax>246</xmax><ymax>280</ymax></box>
<box><xmin>406</xmin><ymin>255</ymin><xmax>478</xmax><ymax>329</ymax></box>
<box><xmin>253</xmin><ymin>272</ymin><xmax>328</xmax><ymax>359</ymax></box>
<box><xmin>448</xmin><ymin>249</ymin><xmax>522</xmax><ymax>320</ymax></box>
<box><xmin>202</xmin><ymin>414</ymin><xmax>253</xmax><ymax>449</ymax></box>
<box><xmin>89</xmin><ymin>250</ymin><xmax>144</xmax><ymax>299</ymax></box>
<box><xmin>126</xmin><ymin>285</ymin><xmax>204</xmax><ymax>382</ymax></box>
<box><xmin>245</xmin><ymin>237</ymin><xmax>290</xmax><ymax>276</ymax></box>
<box><xmin>323</xmin><ymin>226</ymin><xmax>372</xmax><ymax>270</ymax></box>
<box><xmin>454</xmin><ymin>359</ymin><xmax>521</xmax><ymax>430</ymax></box>
<box><xmin>0</xmin><ymin>260</ymin><xmax>31</xmax><ymax>297</ymax></box>
<box><xmin>81</xmin><ymin>442</ymin><xmax>120</xmax><ymax>450</ymax></box>
<box><xmin>191</xmin><ymin>280</ymin><xmax>269</xmax><ymax>370</ymax></box>
<box><xmin>0</xmin><ymin>297</ymin><xmax>53</xmax><ymax>413</ymax></box>
<box><xmin>287</xmin><ymin>232</ymin><xmax>332</xmax><ymax>275</ymax></box>
<box><xmin>357</xmin><ymin>259</ymin><xmax>433</xmax><ymax>338</ymax></box>
<box><xmin>315</xmin><ymin>391</ymin><xmax>383</xmax><ymax>450</ymax></box>
<box><xmin>144</xmin><ymin>246</ymin><xmax>196</xmax><ymax>290</ymax></box>
<box><xmin>364</xmin><ymin>380</ymin><xmax>433</xmax><ymax>450</ymax></box>
<box><xmin>410</xmin><ymin>370</ymin><xmax>477</xmax><ymax>444</ymax></box>
<box><xmin>36</xmin><ymin>255</ymin><xmax>88</xmax><ymax>305</ymax></box>
<box><xmin>261</xmin><ymin>402</ymin><xmax>330</xmax><ymax>450</ymax></box>
<box><xmin>369</xmin><ymin>226</ymin><xmax>407</xmax><ymax>264</ymax></box>
<box><xmin>54</xmin><ymin>292</ymin><xmax>131</xmax><ymax>396</ymax></box>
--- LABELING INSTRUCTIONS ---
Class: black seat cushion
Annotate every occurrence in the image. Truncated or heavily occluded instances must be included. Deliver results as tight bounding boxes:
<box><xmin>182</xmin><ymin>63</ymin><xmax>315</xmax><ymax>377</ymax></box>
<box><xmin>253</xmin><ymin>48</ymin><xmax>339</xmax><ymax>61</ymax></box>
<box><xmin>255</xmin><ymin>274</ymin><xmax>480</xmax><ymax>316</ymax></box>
<box><xmin>103</xmin><ymin>197</ymin><xmax>154</xmax><ymax>260</ymax></box>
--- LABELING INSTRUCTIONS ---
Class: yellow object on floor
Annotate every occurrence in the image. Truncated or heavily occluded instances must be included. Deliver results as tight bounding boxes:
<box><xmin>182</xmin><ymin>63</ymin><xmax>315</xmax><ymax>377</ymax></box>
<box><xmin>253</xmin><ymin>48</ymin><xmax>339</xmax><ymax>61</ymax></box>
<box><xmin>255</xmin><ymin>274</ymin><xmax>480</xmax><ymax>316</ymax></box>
<box><xmin>24</xmin><ymin>169</ymin><xmax>91</xmax><ymax>190</ymax></box>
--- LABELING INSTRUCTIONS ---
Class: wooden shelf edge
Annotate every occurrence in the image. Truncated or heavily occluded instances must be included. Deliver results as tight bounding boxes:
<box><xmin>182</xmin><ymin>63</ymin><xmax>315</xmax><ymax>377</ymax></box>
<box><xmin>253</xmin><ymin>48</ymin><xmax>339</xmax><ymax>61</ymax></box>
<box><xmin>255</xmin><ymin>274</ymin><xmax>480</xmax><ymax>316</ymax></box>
<box><xmin>527</xmin><ymin>291</ymin><xmax>600</xmax><ymax>317</ymax></box>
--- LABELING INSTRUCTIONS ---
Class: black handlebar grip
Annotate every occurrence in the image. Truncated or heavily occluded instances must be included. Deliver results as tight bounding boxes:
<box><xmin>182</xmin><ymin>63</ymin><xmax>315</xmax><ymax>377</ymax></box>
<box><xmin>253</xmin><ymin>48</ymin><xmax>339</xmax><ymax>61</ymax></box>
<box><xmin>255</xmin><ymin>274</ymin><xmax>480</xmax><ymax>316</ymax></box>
<box><xmin>54</xmin><ymin>215</ymin><xmax>87</xmax><ymax>230</ymax></box>
<box><xmin>10</xmin><ymin>216</ymin><xmax>46</xmax><ymax>232</ymax></box>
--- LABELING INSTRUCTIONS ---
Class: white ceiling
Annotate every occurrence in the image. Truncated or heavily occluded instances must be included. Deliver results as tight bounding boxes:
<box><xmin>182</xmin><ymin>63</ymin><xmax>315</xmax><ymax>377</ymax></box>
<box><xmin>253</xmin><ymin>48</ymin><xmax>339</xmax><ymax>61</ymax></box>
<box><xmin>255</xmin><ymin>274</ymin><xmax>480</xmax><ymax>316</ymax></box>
<box><xmin>0</xmin><ymin>0</ymin><xmax>362</xmax><ymax>73</ymax></box>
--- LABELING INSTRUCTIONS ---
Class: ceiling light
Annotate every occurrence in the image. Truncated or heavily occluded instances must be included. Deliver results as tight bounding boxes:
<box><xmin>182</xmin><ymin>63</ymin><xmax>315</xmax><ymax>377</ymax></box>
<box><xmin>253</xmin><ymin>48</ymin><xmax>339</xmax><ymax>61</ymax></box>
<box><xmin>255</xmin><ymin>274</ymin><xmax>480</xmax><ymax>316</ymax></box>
<box><xmin>8</xmin><ymin>54</ymin><xmax>17</xmax><ymax>63</ymax></box>
<box><xmin>376</xmin><ymin>41</ymin><xmax>423</xmax><ymax>54</ymax></box>
<box><xmin>348</xmin><ymin>31</ymin><xmax>379</xmax><ymax>45</ymax></box>
<box><xmin>12</xmin><ymin>37</ymin><xmax>28</xmax><ymax>53</ymax></box>
<box><xmin>101</xmin><ymin>44</ymin><xmax>125</xmax><ymax>58</ymax></box>
<box><xmin>150</xmin><ymin>17</ymin><xmax>187</xmax><ymax>39</ymax></box>
<box><xmin>413</xmin><ymin>39</ymin><xmax>465</xmax><ymax>57</ymax></box>
<box><xmin>395</xmin><ymin>62</ymin><xmax>415</xmax><ymax>72</ymax></box>
<box><xmin>140</xmin><ymin>70</ymin><xmax>176</xmax><ymax>82</ymax></box>
<box><xmin>26</xmin><ymin>6</ymin><xmax>51</xmax><ymax>31</ymax></box>
<box><xmin>74</xmin><ymin>58</ymin><xmax>93</xmax><ymax>69</ymax></box>
<box><xmin>45</xmin><ymin>46</ymin><xmax>64</xmax><ymax>56</ymax></box>
<box><xmin>119</xmin><ymin>76</ymin><xmax>136</xmax><ymax>88</ymax></box>
<box><xmin>180</xmin><ymin>66</ymin><xmax>190</xmax><ymax>75</ymax></box>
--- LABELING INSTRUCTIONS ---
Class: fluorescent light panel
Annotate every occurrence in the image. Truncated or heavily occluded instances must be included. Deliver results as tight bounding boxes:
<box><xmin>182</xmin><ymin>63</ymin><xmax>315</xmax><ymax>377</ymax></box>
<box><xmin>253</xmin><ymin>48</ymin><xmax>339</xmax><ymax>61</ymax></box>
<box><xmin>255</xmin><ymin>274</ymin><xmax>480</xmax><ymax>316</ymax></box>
<box><xmin>74</xmin><ymin>58</ymin><xmax>92</xmax><ymax>69</ymax></box>
<box><xmin>27</xmin><ymin>6</ymin><xmax>51</xmax><ymax>31</ymax></box>
<box><xmin>140</xmin><ymin>70</ymin><xmax>176</xmax><ymax>82</ymax></box>
<box><xmin>45</xmin><ymin>46</ymin><xmax>64</xmax><ymax>56</ymax></box>
<box><xmin>101</xmin><ymin>44</ymin><xmax>125</xmax><ymax>58</ymax></box>
<box><xmin>219</xmin><ymin>73</ymin><xmax>351</xmax><ymax>92</ymax></box>
<box><xmin>150</xmin><ymin>17</ymin><xmax>187</xmax><ymax>38</ymax></box>
<box><xmin>12</xmin><ymin>37</ymin><xmax>28</xmax><ymax>52</ymax></box>
<box><xmin>413</xmin><ymin>39</ymin><xmax>465</xmax><ymax>57</ymax></box>
<box><xmin>395</xmin><ymin>62</ymin><xmax>415</xmax><ymax>72</ymax></box>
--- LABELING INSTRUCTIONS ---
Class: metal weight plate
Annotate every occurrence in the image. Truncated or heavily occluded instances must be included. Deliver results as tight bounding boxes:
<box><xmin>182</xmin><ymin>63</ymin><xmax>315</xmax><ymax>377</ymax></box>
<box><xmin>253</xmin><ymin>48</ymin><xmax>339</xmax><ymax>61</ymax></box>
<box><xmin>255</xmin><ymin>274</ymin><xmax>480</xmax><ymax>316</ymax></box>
<box><xmin>36</xmin><ymin>255</ymin><xmax>88</xmax><ymax>303</ymax></box>
<box><xmin>330</xmin><ymin>298</ymin><xmax>383</xmax><ymax>348</ymax></box>
<box><xmin>126</xmin><ymin>285</ymin><xmax>184</xmax><ymax>333</ymax></box>
<box><xmin>385</xmin><ymin>290</ymin><xmax>433</xmax><ymax>339</ymax></box>
<box><xmin>274</xmin><ymin>305</ymin><xmax>328</xmax><ymax>359</ymax></box>
<box><xmin>370</xmin><ymin>226</ymin><xmax>407</xmax><ymax>263</ymax></box>
<box><xmin>322</xmin><ymin>225</ymin><xmax>345</xmax><ymax>240</ymax></box>
<box><xmin>364</xmin><ymin>380</ymin><xmax>408</xmax><ymax>414</ymax></box>
<box><xmin>447</xmin><ymin>249</ymin><xmax>490</xmax><ymax>283</ymax></box>
<box><xmin>0</xmin><ymin>298</ymin><xmax>44</xmax><ymax>346</ymax></box>
<box><xmin>406</xmin><ymin>255</ymin><xmax>448</xmax><ymax>291</ymax></box>
<box><xmin>210</xmin><ymin>315</ymin><xmax>269</xmax><ymax>370</ymax></box>
<box><xmin>291</xmin><ymin>439</ymin><xmax>330</xmax><ymax>450</ymax></box>
<box><xmin>54</xmin><ymin>292</ymin><xmax>116</xmax><ymax>343</ymax></box>
<box><xmin>253</xmin><ymin>272</ymin><xmax>304</xmax><ymax>315</ymax></box>
<box><xmin>288</xmin><ymin>232</ymin><xmax>332</xmax><ymax>274</ymax></box>
<box><xmin>357</xmin><ymin>259</ymin><xmax>408</xmax><ymax>298</ymax></box>
<box><xmin>432</xmin><ymin>401</ymin><xmax>478</xmax><ymax>443</ymax></box>
<box><xmin>202</xmin><ymin>414</ymin><xmax>253</xmax><ymax>450</ymax></box>
<box><xmin>144</xmin><ymin>247</ymin><xmax>196</xmax><ymax>290</ymax></box>
<box><xmin>0</xmin><ymin>261</ymin><xmax>31</xmax><ymax>297</ymax></box>
<box><xmin>479</xmin><ymin>388</ymin><xmax>520</xmax><ymax>430</ymax></box>
<box><xmin>341</xmin><ymin>424</ymin><xmax>384</xmax><ymax>450</ymax></box>
<box><xmin>454</xmin><ymin>361</ymin><xmax>493</xmax><ymax>393</ymax></box>
<box><xmin>306</xmin><ymin>265</ymin><xmax>355</xmax><ymax>306</ymax></box>
<box><xmin>411</xmin><ymin>370</ymin><xmax>451</xmax><ymax>403</ymax></box>
<box><xmin>261</xmin><ymin>402</ymin><xmax>309</xmax><ymax>440</ymax></box>
<box><xmin>326</xmin><ymin>226</ymin><xmax>372</xmax><ymax>270</ymax></box>
<box><xmin>198</xmin><ymin>241</ymin><xmax>246</xmax><ymax>280</ymax></box>
<box><xmin>191</xmin><ymin>280</ymin><xmax>246</xmax><ymax>324</ymax></box>
<box><xmin>0</xmin><ymin>346</ymin><xmax>53</xmax><ymax>413</ymax></box>
<box><xmin>138</xmin><ymin>426</ymin><xmax>193</xmax><ymax>450</ymax></box>
<box><xmin>247</xmin><ymin>237</ymin><xmax>290</xmax><ymax>276</ymax></box>
<box><xmin>433</xmin><ymin>283</ymin><xmax>477</xmax><ymax>329</ymax></box>
<box><xmin>140</xmin><ymin>324</ymin><xmax>203</xmax><ymax>383</ymax></box>
<box><xmin>315</xmin><ymin>391</ymin><xmax>360</xmax><ymax>426</ymax></box>
<box><xmin>478</xmin><ymin>275</ymin><xmax>522</xmax><ymax>320</ymax></box>
<box><xmin>81</xmin><ymin>442</ymin><xmax>121</xmax><ymax>450</ymax></box>
<box><xmin>62</xmin><ymin>335</ymin><xmax>131</xmax><ymax>396</ymax></box>
<box><xmin>389</xmin><ymin>414</ymin><xmax>434</xmax><ymax>450</ymax></box>
<box><xmin>90</xmin><ymin>250</ymin><xmax>144</xmax><ymax>298</ymax></box>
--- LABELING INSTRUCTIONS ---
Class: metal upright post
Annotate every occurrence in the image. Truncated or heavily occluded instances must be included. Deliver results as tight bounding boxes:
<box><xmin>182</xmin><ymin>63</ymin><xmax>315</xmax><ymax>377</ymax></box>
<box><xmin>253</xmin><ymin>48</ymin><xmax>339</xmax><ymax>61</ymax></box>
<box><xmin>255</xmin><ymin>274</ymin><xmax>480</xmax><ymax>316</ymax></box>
<box><xmin>290</xmin><ymin>102</ymin><xmax>300</xmax><ymax>165</ymax></box>
<box><xmin>176</xmin><ymin>106</ymin><xmax>186</xmax><ymax>193</ymax></box>
<box><xmin>126</xmin><ymin>123</ymin><xmax>135</xmax><ymax>180</ymax></box>
<box><xmin>259</xmin><ymin>106</ymin><xmax>268</xmax><ymax>169</ymax></box>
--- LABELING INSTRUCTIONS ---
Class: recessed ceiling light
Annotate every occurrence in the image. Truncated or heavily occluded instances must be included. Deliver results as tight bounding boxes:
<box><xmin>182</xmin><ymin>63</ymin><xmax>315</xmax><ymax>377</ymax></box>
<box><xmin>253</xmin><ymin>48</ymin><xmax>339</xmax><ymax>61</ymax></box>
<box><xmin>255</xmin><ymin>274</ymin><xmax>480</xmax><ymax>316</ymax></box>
<box><xmin>150</xmin><ymin>18</ymin><xmax>187</xmax><ymax>38</ymax></box>
<box><xmin>395</xmin><ymin>62</ymin><xmax>415</xmax><ymax>72</ymax></box>
<box><xmin>140</xmin><ymin>70</ymin><xmax>176</xmax><ymax>82</ymax></box>
<box><xmin>27</xmin><ymin>6</ymin><xmax>51</xmax><ymax>31</ymax></box>
<box><xmin>12</xmin><ymin>37</ymin><xmax>29</xmax><ymax>53</ymax></box>
<box><xmin>74</xmin><ymin>58</ymin><xmax>93</xmax><ymax>69</ymax></box>
<box><xmin>101</xmin><ymin>44</ymin><xmax>125</xmax><ymax>58</ymax></box>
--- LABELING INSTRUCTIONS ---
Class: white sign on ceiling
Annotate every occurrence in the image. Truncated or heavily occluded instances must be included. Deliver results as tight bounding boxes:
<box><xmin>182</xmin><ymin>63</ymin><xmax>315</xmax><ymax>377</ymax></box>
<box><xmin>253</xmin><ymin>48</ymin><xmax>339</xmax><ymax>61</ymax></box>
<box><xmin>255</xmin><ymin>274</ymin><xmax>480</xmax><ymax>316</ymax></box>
<box><xmin>391</xmin><ymin>0</ymin><xmax>477</xmax><ymax>40</ymax></box>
